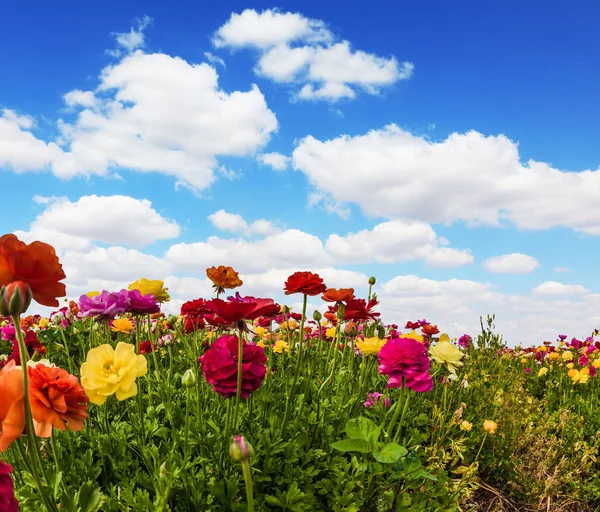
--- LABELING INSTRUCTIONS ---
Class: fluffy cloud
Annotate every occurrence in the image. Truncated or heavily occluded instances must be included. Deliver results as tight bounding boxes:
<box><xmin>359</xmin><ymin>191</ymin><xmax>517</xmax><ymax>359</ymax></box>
<box><xmin>532</xmin><ymin>281</ymin><xmax>589</xmax><ymax>296</ymax></box>
<box><xmin>325</xmin><ymin>220</ymin><xmax>473</xmax><ymax>268</ymax></box>
<box><xmin>483</xmin><ymin>253</ymin><xmax>540</xmax><ymax>274</ymax></box>
<box><xmin>207</xmin><ymin>209</ymin><xmax>280</xmax><ymax>236</ymax></box>
<box><xmin>292</xmin><ymin>125</ymin><xmax>600</xmax><ymax>234</ymax></box>
<box><xmin>107</xmin><ymin>15</ymin><xmax>153</xmax><ymax>57</ymax></box>
<box><xmin>213</xmin><ymin>9</ymin><xmax>413</xmax><ymax>101</ymax></box>
<box><xmin>258</xmin><ymin>152</ymin><xmax>291</xmax><ymax>171</ymax></box>
<box><xmin>15</xmin><ymin>195</ymin><xmax>180</xmax><ymax>251</ymax></box>
<box><xmin>1</xmin><ymin>51</ymin><xmax>277</xmax><ymax>190</ymax></box>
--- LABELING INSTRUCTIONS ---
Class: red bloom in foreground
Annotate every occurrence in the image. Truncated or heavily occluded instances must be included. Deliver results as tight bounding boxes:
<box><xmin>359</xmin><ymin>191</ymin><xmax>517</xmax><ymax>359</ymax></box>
<box><xmin>206</xmin><ymin>298</ymin><xmax>278</xmax><ymax>323</ymax></box>
<box><xmin>321</xmin><ymin>288</ymin><xmax>355</xmax><ymax>303</ymax></box>
<box><xmin>28</xmin><ymin>364</ymin><xmax>89</xmax><ymax>438</ymax></box>
<box><xmin>0</xmin><ymin>234</ymin><xmax>66</xmax><ymax>307</ymax></box>
<box><xmin>139</xmin><ymin>341</ymin><xmax>157</xmax><ymax>354</ymax></box>
<box><xmin>378</xmin><ymin>338</ymin><xmax>433</xmax><ymax>393</ymax></box>
<box><xmin>199</xmin><ymin>335</ymin><xmax>267</xmax><ymax>399</ymax></box>
<box><xmin>0</xmin><ymin>460</ymin><xmax>18</xmax><ymax>512</ymax></box>
<box><xmin>284</xmin><ymin>272</ymin><xmax>327</xmax><ymax>296</ymax></box>
<box><xmin>343</xmin><ymin>299</ymin><xmax>381</xmax><ymax>322</ymax></box>
<box><xmin>9</xmin><ymin>330</ymin><xmax>45</xmax><ymax>366</ymax></box>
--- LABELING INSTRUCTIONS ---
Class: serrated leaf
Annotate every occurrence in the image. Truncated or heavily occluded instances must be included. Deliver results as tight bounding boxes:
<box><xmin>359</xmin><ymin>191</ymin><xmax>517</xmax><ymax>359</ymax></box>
<box><xmin>331</xmin><ymin>438</ymin><xmax>371</xmax><ymax>453</ymax></box>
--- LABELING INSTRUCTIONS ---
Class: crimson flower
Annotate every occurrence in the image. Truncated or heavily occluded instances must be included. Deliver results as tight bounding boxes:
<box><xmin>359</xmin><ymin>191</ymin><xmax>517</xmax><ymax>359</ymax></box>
<box><xmin>378</xmin><ymin>337</ymin><xmax>433</xmax><ymax>393</ymax></box>
<box><xmin>0</xmin><ymin>460</ymin><xmax>18</xmax><ymax>512</ymax></box>
<box><xmin>206</xmin><ymin>298</ymin><xmax>278</xmax><ymax>323</ymax></box>
<box><xmin>199</xmin><ymin>335</ymin><xmax>267</xmax><ymax>398</ymax></box>
<box><xmin>284</xmin><ymin>271</ymin><xmax>327</xmax><ymax>296</ymax></box>
<box><xmin>343</xmin><ymin>299</ymin><xmax>380</xmax><ymax>322</ymax></box>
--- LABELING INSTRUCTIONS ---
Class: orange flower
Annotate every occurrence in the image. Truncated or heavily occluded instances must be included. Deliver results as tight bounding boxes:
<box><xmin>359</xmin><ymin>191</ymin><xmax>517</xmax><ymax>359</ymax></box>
<box><xmin>321</xmin><ymin>288</ymin><xmax>355</xmax><ymax>303</ymax></box>
<box><xmin>20</xmin><ymin>316</ymin><xmax>35</xmax><ymax>330</ymax></box>
<box><xmin>206</xmin><ymin>266</ymin><xmax>243</xmax><ymax>292</ymax></box>
<box><xmin>68</xmin><ymin>300</ymin><xmax>80</xmax><ymax>316</ymax></box>
<box><xmin>28</xmin><ymin>364</ymin><xmax>89</xmax><ymax>438</ymax></box>
<box><xmin>0</xmin><ymin>234</ymin><xmax>66</xmax><ymax>307</ymax></box>
<box><xmin>422</xmin><ymin>324</ymin><xmax>440</xmax><ymax>336</ymax></box>
<box><xmin>0</xmin><ymin>361</ymin><xmax>25</xmax><ymax>452</ymax></box>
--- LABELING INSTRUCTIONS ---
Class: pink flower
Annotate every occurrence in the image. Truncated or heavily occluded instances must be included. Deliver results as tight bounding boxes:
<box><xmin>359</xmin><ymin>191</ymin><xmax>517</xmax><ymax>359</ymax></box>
<box><xmin>363</xmin><ymin>392</ymin><xmax>391</xmax><ymax>408</ymax></box>
<box><xmin>199</xmin><ymin>335</ymin><xmax>267</xmax><ymax>399</ymax></box>
<box><xmin>0</xmin><ymin>460</ymin><xmax>18</xmax><ymax>512</ymax></box>
<box><xmin>378</xmin><ymin>337</ymin><xmax>433</xmax><ymax>393</ymax></box>
<box><xmin>579</xmin><ymin>355</ymin><xmax>589</xmax><ymax>367</ymax></box>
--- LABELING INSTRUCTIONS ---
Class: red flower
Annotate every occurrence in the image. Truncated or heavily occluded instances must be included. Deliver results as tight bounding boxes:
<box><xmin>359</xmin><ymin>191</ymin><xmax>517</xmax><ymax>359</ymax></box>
<box><xmin>181</xmin><ymin>298</ymin><xmax>208</xmax><ymax>318</ymax></box>
<box><xmin>284</xmin><ymin>271</ymin><xmax>327</xmax><ymax>296</ymax></box>
<box><xmin>206</xmin><ymin>298</ymin><xmax>278</xmax><ymax>323</ymax></box>
<box><xmin>422</xmin><ymin>324</ymin><xmax>440</xmax><ymax>336</ymax></box>
<box><xmin>199</xmin><ymin>335</ymin><xmax>267</xmax><ymax>399</ymax></box>
<box><xmin>343</xmin><ymin>299</ymin><xmax>380</xmax><ymax>322</ymax></box>
<box><xmin>321</xmin><ymin>288</ymin><xmax>355</xmax><ymax>303</ymax></box>
<box><xmin>405</xmin><ymin>321</ymin><xmax>421</xmax><ymax>330</ymax></box>
<box><xmin>0</xmin><ymin>460</ymin><xmax>18</xmax><ymax>512</ymax></box>
<box><xmin>0</xmin><ymin>234</ymin><xmax>66</xmax><ymax>307</ymax></box>
<box><xmin>9</xmin><ymin>330</ymin><xmax>45</xmax><ymax>366</ymax></box>
<box><xmin>139</xmin><ymin>341</ymin><xmax>157</xmax><ymax>354</ymax></box>
<box><xmin>28</xmin><ymin>364</ymin><xmax>89</xmax><ymax>438</ymax></box>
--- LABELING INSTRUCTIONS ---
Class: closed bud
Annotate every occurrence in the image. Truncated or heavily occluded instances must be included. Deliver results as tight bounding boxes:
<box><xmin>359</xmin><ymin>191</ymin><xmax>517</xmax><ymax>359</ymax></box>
<box><xmin>336</xmin><ymin>304</ymin><xmax>345</xmax><ymax>321</ymax></box>
<box><xmin>312</xmin><ymin>310</ymin><xmax>322</xmax><ymax>322</ymax></box>
<box><xmin>182</xmin><ymin>368</ymin><xmax>196</xmax><ymax>388</ymax></box>
<box><xmin>55</xmin><ymin>343</ymin><xmax>66</xmax><ymax>353</ymax></box>
<box><xmin>167</xmin><ymin>314</ymin><xmax>178</xmax><ymax>326</ymax></box>
<box><xmin>377</xmin><ymin>325</ymin><xmax>386</xmax><ymax>339</ymax></box>
<box><xmin>368</xmin><ymin>276</ymin><xmax>376</xmax><ymax>286</ymax></box>
<box><xmin>0</xmin><ymin>281</ymin><xmax>32</xmax><ymax>317</ymax></box>
<box><xmin>345</xmin><ymin>322</ymin><xmax>357</xmax><ymax>337</ymax></box>
<box><xmin>230</xmin><ymin>435</ymin><xmax>254</xmax><ymax>462</ymax></box>
<box><xmin>281</xmin><ymin>305</ymin><xmax>290</xmax><ymax>314</ymax></box>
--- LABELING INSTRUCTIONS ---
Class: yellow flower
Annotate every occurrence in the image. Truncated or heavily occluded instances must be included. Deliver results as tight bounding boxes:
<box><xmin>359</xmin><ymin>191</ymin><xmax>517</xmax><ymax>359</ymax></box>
<box><xmin>325</xmin><ymin>327</ymin><xmax>337</xmax><ymax>338</ymax></box>
<box><xmin>38</xmin><ymin>318</ymin><xmax>49</xmax><ymax>329</ymax></box>
<box><xmin>566</xmin><ymin>362</ymin><xmax>574</xmax><ymax>369</ymax></box>
<box><xmin>80</xmin><ymin>342</ymin><xmax>148</xmax><ymax>405</ymax></box>
<box><xmin>562</xmin><ymin>351</ymin><xmax>574</xmax><ymax>361</ymax></box>
<box><xmin>548</xmin><ymin>352</ymin><xmax>560</xmax><ymax>361</ymax></box>
<box><xmin>254</xmin><ymin>326</ymin><xmax>267</xmax><ymax>338</ymax></box>
<box><xmin>273</xmin><ymin>340</ymin><xmax>289</xmax><ymax>353</ymax></box>
<box><xmin>520</xmin><ymin>358</ymin><xmax>527</xmax><ymax>364</ymax></box>
<box><xmin>483</xmin><ymin>420</ymin><xmax>497</xmax><ymax>434</ymax></box>
<box><xmin>257</xmin><ymin>340</ymin><xmax>268</xmax><ymax>349</ymax></box>
<box><xmin>429</xmin><ymin>341</ymin><xmax>464</xmax><ymax>374</ymax></box>
<box><xmin>280</xmin><ymin>320</ymin><xmax>298</xmax><ymax>331</ymax></box>
<box><xmin>593</xmin><ymin>358</ymin><xmax>600</xmax><ymax>368</ymax></box>
<box><xmin>356</xmin><ymin>337</ymin><xmax>386</xmax><ymax>356</ymax></box>
<box><xmin>128</xmin><ymin>278</ymin><xmax>170</xmax><ymax>303</ymax></box>
<box><xmin>438</xmin><ymin>333</ymin><xmax>451</xmax><ymax>343</ymax></box>
<box><xmin>537</xmin><ymin>367</ymin><xmax>548</xmax><ymax>377</ymax></box>
<box><xmin>537</xmin><ymin>346</ymin><xmax>548</xmax><ymax>352</ymax></box>
<box><xmin>403</xmin><ymin>330</ymin><xmax>424</xmax><ymax>343</ymax></box>
<box><xmin>460</xmin><ymin>420</ymin><xmax>473</xmax><ymax>432</ymax></box>
<box><xmin>86</xmin><ymin>291</ymin><xmax>101</xmax><ymax>298</ymax></box>
<box><xmin>110</xmin><ymin>318</ymin><xmax>134</xmax><ymax>334</ymax></box>
<box><xmin>570</xmin><ymin>367</ymin><xmax>590</xmax><ymax>384</ymax></box>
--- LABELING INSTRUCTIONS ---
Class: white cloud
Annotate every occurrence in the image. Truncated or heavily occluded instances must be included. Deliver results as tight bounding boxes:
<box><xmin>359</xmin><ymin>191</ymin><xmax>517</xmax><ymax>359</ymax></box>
<box><xmin>15</xmin><ymin>195</ymin><xmax>180</xmax><ymax>251</ymax></box>
<box><xmin>258</xmin><ymin>152</ymin><xmax>291</xmax><ymax>171</ymax></box>
<box><xmin>483</xmin><ymin>253</ymin><xmax>540</xmax><ymax>274</ymax></box>
<box><xmin>325</xmin><ymin>220</ymin><xmax>472</xmax><ymax>268</ymax></box>
<box><xmin>213</xmin><ymin>9</ymin><xmax>413</xmax><ymax>102</ymax></box>
<box><xmin>108</xmin><ymin>15</ymin><xmax>153</xmax><ymax>57</ymax></box>
<box><xmin>1</xmin><ymin>51</ymin><xmax>278</xmax><ymax>190</ymax></box>
<box><xmin>532</xmin><ymin>281</ymin><xmax>589</xmax><ymax>296</ymax></box>
<box><xmin>207</xmin><ymin>209</ymin><xmax>280</xmax><ymax>236</ymax></box>
<box><xmin>553</xmin><ymin>266</ymin><xmax>572</xmax><ymax>273</ymax></box>
<box><xmin>204</xmin><ymin>52</ymin><xmax>226</xmax><ymax>67</ymax></box>
<box><xmin>292</xmin><ymin>124</ymin><xmax>600</xmax><ymax>235</ymax></box>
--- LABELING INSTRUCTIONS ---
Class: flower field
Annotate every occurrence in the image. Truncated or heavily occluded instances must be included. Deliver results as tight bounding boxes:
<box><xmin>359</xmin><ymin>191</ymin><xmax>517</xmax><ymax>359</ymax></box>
<box><xmin>2</xmin><ymin>233</ymin><xmax>600</xmax><ymax>511</ymax></box>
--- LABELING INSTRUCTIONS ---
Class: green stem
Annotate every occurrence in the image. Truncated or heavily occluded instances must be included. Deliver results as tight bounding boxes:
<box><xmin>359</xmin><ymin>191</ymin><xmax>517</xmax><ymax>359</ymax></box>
<box><xmin>386</xmin><ymin>378</ymin><xmax>406</xmax><ymax>439</ymax></box>
<box><xmin>241</xmin><ymin>460</ymin><xmax>255</xmax><ymax>512</ymax></box>
<box><xmin>474</xmin><ymin>433</ymin><xmax>488</xmax><ymax>463</ymax></box>
<box><xmin>233</xmin><ymin>326</ymin><xmax>245</xmax><ymax>429</ymax></box>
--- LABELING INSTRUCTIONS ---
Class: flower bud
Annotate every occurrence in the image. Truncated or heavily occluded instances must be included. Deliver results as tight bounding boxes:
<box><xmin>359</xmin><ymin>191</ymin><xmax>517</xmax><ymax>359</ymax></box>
<box><xmin>377</xmin><ymin>325</ymin><xmax>386</xmax><ymax>339</ymax></box>
<box><xmin>182</xmin><ymin>368</ymin><xmax>197</xmax><ymax>388</ymax></box>
<box><xmin>230</xmin><ymin>435</ymin><xmax>254</xmax><ymax>462</ymax></box>
<box><xmin>167</xmin><ymin>314</ymin><xmax>178</xmax><ymax>326</ymax></box>
<box><xmin>368</xmin><ymin>276</ymin><xmax>376</xmax><ymax>286</ymax></box>
<box><xmin>336</xmin><ymin>303</ymin><xmax>345</xmax><ymax>321</ymax></box>
<box><xmin>0</xmin><ymin>281</ymin><xmax>32</xmax><ymax>317</ymax></box>
<box><xmin>345</xmin><ymin>322</ymin><xmax>357</xmax><ymax>337</ymax></box>
<box><xmin>312</xmin><ymin>310</ymin><xmax>322</xmax><ymax>322</ymax></box>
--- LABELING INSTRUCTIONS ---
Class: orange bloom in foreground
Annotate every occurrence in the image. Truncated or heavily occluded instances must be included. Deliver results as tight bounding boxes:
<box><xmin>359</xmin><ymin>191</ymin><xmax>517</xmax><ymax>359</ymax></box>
<box><xmin>0</xmin><ymin>234</ymin><xmax>66</xmax><ymax>307</ymax></box>
<box><xmin>0</xmin><ymin>361</ymin><xmax>25</xmax><ymax>452</ymax></box>
<box><xmin>321</xmin><ymin>288</ymin><xmax>355</xmax><ymax>303</ymax></box>
<box><xmin>28</xmin><ymin>364</ymin><xmax>89</xmax><ymax>438</ymax></box>
<box><xmin>206</xmin><ymin>266</ymin><xmax>243</xmax><ymax>291</ymax></box>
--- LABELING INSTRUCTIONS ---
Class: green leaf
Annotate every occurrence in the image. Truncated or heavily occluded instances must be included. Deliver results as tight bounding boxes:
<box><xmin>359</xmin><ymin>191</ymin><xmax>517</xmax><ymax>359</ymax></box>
<box><xmin>331</xmin><ymin>438</ymin><xmax>371</xmax><ymax>453</ymax></box>
<box><xmin>345</xmin><ymin>417</ymin><xmax>381</xmax><ymax>443</ymax></box>
<box><xmin>373</xmin><ymin>443</ymin><xmax>408</xmax><ymax>463</ymax></box>
<box><xmin>76</xmin><ymin>481</ymin><xmax>104</xmax><ymax>512</ymax></box>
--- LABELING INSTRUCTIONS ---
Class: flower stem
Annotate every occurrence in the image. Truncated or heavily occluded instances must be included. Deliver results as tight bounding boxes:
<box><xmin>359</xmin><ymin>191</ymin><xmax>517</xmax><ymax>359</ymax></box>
<box><xmin>241</xmin><ymin>460</ymin><xmax>255</xmax><ymax>512</ymax></box>
<box><xmin>233</xmin><ymin>327</ymin><xmax>244</xmax><ymax>429</ymax></box>
<box><xmin>386</xmin><ymin>378</ymin><xmax>405</xmax><ymax>439</ymax></box>
<box><xmin>474</xmin><ymin>432</ymin><xmax>488</xmax><ymax>463</ymax></box>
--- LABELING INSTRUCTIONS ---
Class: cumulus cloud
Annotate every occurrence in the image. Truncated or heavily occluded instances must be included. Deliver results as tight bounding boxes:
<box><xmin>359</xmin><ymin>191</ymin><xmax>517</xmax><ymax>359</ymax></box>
<box><xmin>107</xmin><ymin>15</ymin><xmax>153</xmax><ymax>57</ymax></box>
<box><xmin>292</xmin><ymin>125</ymin><xmax>600</xmax><ymax>235</ymax></box>
<box><xmin>258</xmin><ymin>152</ymin><xmax>291</xmax><ymax>171</ymax></box>
<box><xmin>532</xmin><ymin>281</ymin><xmax>589</xmax><ymax>296</ymax></box>
<box><xmin>213</xmin><ymin>9</ymin><xmax>413</xmax><ymax>102</ymax></box>
<box><xmin>483</xmin><ymin>253</ymin><xmax>540</xmax><ymax>274</ymax></box>
<box><xmin>207</xmin><ymin>209</ymin><xmax>280</xmax><ymax>236</ymax></box>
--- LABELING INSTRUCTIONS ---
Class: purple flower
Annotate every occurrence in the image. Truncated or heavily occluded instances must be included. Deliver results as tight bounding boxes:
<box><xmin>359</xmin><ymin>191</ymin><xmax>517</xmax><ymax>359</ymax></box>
<box><xmin>458</xmin><ymin>334</ymin><xmax>472</xmax><ymax>349</ymax></box>
<box><xmin>127</xmin><ymin>290</ymin><xmax>160</xmax><ymax>315</ymax></box>
<box><xmin>378</xmin><ymin>337</ymin><xmax>433</xmax><ymax>393</ymax></box>
<box><xmin>558</xmin><ymin>334</ymin><xmax>567</xmax><ymax>341</ymax></box>
<box><xmin>1</xmin><ymin>324</ymin><xmax>15</xmax><ymax>342</ymax></box>
<box><xmin>78</xmin><ymin>290</ymin><xmax>129</xmax><ymax>319</ymax></box>
<box><xmin>363</xmin><ymin>392</ymin><xmax>391</xmax><ymax>408</ymax></box>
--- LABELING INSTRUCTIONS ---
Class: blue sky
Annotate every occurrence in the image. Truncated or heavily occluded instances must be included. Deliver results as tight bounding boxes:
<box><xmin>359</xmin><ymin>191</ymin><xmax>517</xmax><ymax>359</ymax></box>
<box><xmin>2</xmin><ymin>2</ymin><xmax>600</xmax><ymax>344</ymax></box>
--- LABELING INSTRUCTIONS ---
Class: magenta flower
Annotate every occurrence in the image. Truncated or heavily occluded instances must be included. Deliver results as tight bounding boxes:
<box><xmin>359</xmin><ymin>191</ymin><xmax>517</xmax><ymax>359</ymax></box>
<box><xmin>590</xmin><ymin>366</ymin><xmax>597</xmax><ymax>378</ymax></box>
<box><xmin>78</xmin><ymin>290</ymin><xmax>129</xmax><ymax>319</ymax></box>
<box><xmin>579</xmin><ymin>355</ymin><xmax>589</xmax><ymax>367</ymax></box>
<box><xmin>0</xmin><ymin>460</ymin><xmax>18</xmax><ymax>512</ymax></box>
<box><xmin>458</xmin><ymin>334</ymin><xmax>472</xmax><ymax>349</ymax></box>
<box><xmin>524</xmin><ymin>367</ymin><xmax>531</xmax><ymax>373</ymax></box>
<box><xmin>378</xmin><ymin>337</ymin><xmax>433</xmax><ymax>393</ymax></box>
<box><xmin>127</xmin><ymin>289</ymin><xmax>160</xmax><ymax>315</ymax></box>
<box><xmin>363</xmin><ymin>392</ymin><xmax>391</xmax><ymax>408</ymax></box>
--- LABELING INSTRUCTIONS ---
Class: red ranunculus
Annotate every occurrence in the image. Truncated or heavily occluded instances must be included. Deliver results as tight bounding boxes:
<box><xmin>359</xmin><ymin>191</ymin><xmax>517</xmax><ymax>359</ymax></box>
<box><xmin>139</xmin><ymin>341</ymin><xmax>157</xmax><ymax>354</ymax></box>
<box><xmin>321</xmin><ymin>288</ymin><xmax>355</xmax><ymax>303</ymax></box>
<box><xmin>199</xmin><ymin>335</ymin><xmax>267</xmax><ymax>399</ymax></box>
<box><xmin>206</xmin><ymin>298</ymin><xmax>277</xmax><ymax>323</ymax></box>
<box><xmin>0</xmin><ymin>460</ymin><xmax>18</xmax><ymax>512</ymax></box>
<box><xmin>344</xmin><ymin>299</ymin><xmax>380</xmax><ymax>322</ymax></box>
<box><xmin>378</xmin><ymin>337</ymin><xmax>433</xmax><ymax>393</ymax></box>
<box><xmin>422</xmin><ymin>324</ymin><xmax>440</xmax><ymax>336</ymax></box>
<box><xmin>284</xmin><ymin>271</ymin><xmax>327</xmax><ymax>296</ymax></box>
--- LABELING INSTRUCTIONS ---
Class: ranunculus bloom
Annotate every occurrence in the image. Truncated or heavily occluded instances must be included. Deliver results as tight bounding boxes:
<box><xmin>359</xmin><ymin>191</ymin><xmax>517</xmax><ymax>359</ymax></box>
<box><xmin>429</xmin><ymin>340</ymin><xmax>464</xmax><ymax>374</ymax></box>
<box><xmin>127</xmin><ymin>289</ymin><xmax>160</xmax><ymax>315</ymax></box>
<box><xmin>78</xmin><ymin>290</ymin><xmax>129</xmax><ymax>319</ymax></box>
<box><xmin>378</xmin><ymin>337</ymin><xmax>433</xmax><ymax>392</ymax></box>
<box><xmin>0</xmin><ymin>234</ymin><xmax>66</xmax><ymax>307</ymax></box>
<box><xmin>321</xmin><ymin>288</ymin><xmax>355</xmax><ymax>303</ymax></box>
<box><xmin>8</xmin><ymin>329</ymin><xmax>45</xmax><ymax>366</ymax></box>
<box><xmin>206</xmin><ymin>298</ymin><xmax>278</xmax><ymax>323</ymax></box>
<box><xmin>28</xmin><ymin>364</ymin><xmax>89</xmax><ymax>437</ymax></box>
<box><xmin>128</xmin><ymin>278</ymin><xmax>170</xmax><ymax>303</ymax></box>
<box><xmin>356</xmin><ymin>336</ymin><xmax>387</xmax><ymax>356</ymax></box>
<box><xmin>422</xmin><ymin>324</ymin><xmax>440</xmax><ymax>336</ymax></box>
<box><xmin>110</xmin><ymin>318</ymin><xmax>135</xmax><ymax>334</ymax></box>
<box><xmin>284</xmin><ymin>271</ymin><xmax>327</xmax><ymax>296</ymax></box>
<box><xmin>206</xmin><ymin>266</ymin><xmax>243</xmax><ymax>291</ymax></box>
<box><xmin>0</xmin><ymin>361</ymin><xmax>25</xmax><ymax>452</ymax></box>
<box><xmin>80</xmin><ymin>342</ymin><xmax>148</xmax><ymax>405</ymax></box>
<box><xmin>139</xmin><ymin>341</ymin><xmax>157</xmax><ymax>354</ymax></box>
<box><xmin>483</xmin><ymin>420</ymin><xmax>498</xmax><ymax>434</ymax></box>
<box><xmin>343</xmin><ymin>299</ymin><xmax>380</xmax><ymax>322</ymax></box>
<box><xmin>0</xmin><ymin>460</ymin><xmax>18</xmax><ymax>512</ymax></box>
<box><xmin>199</xmin><ymin>335</ymin><xmax>267</xmax><ymax>399</ymax></box>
